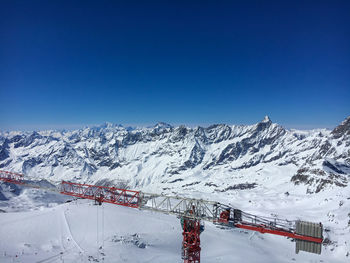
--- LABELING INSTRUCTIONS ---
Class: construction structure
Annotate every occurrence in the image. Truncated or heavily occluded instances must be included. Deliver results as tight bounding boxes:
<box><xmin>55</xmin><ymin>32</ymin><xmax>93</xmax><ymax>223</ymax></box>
<box><xmin>0</xmin><ymin>170</ymin><xmax>324</xmax><ymax>262</ymax></box>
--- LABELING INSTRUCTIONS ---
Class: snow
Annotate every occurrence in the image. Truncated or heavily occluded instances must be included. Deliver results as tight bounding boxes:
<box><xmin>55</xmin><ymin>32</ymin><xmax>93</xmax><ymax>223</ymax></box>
<box><xmin>262</xmin><ymin>116</ymin><xmax>271</xmax><ymax>123</ymax></box>
<box><xmin>0</xmin><ymin>197</ymin><xmax>345</xmax><ymax>263</ymax></box>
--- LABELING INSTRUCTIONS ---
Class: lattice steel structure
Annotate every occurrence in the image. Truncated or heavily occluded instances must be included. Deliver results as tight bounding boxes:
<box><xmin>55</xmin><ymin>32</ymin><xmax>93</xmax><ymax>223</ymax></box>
<box><xmin>0</xmin><ymin>170</ymin><xmax>324</xmax><ymax>263</ymax></box>
<box><xmin>0</xmin><ymin>170</ymin><xmax>24</xmax><ymax>184</ymax></box>
<box><xmin>182</xmin><ymin>218</ymin><xmax>201</xmax><ymax>263</ymax></box>
<box><xmin>60</xmin><ymin>181</ymin><xmax>140</xmax><ymax>208</ymax></box>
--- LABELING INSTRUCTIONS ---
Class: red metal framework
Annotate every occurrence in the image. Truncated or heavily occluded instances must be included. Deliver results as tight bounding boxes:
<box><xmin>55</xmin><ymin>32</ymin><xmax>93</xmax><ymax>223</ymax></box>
<box><xmin>0</xmin><ymin>170</ymin><xmax>324</xmax><ymax>261</ymax></box>
<box><xmin>217</xmin><ymin>209</ymin><xmax>323</xmax><ymax>244</ymax></box>
<box><xmin>182</xmin><ymin>218</ymin><xmax>201</xmax><ymax>263</ymax></box>
<box><xmin>235</xmin><ymin>223</ymin><xmax>323</xmax><ymax>243</ymax></box>
<box><xmin>60</xmin><ymin>181</ymin><xmax>140</xmax><ymax>208</ymax></box>
<box><xmin>0</xmin><ymin>170</ymin><xmax>24</xmax><ymax>184</ymax></box>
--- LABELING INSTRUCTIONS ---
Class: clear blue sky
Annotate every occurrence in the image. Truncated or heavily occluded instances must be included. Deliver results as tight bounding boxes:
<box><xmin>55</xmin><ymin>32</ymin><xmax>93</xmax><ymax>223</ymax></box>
<box><xmin>0</xmin><ymin>0</ymin><xmax>349</xmax><ymax>130</ymax></box>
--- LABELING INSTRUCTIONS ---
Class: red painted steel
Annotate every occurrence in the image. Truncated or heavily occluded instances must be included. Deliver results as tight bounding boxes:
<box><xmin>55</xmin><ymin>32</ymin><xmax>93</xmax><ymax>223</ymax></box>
<box><xmin>235</xmin><ymin>223</ymin><xmax>323</xmax><ymax>243</ymax></box>
<box><xmin>60</xmin><ymin>181</ymin><xmax>140</xmax><ymax>208</ymax></box>
<box><xmin>0</xmin><ymin>169</ymin><xmax>324</xmax><ymax>261</ymax></box>
<box><xmin>218</xmin><ymin>209</ymin><xmax>230</xmax><ymax>224</ymax></box>
<box><xmin>182</xmin><ymin>218</ymin><xmax>201</xmax><ymax>263</ymax></box>
<box><xmin>0</xmin><ymin>170</ymin><xmax>24</xmax><ymax>184</ymax></box>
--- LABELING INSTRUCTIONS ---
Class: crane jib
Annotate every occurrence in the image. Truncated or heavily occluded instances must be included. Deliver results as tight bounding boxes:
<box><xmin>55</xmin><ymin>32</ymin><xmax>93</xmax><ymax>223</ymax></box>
<box><xmin>0</xmin><ymin>170</ymin><xmax>324</xmax><ymax>261</ymax></box>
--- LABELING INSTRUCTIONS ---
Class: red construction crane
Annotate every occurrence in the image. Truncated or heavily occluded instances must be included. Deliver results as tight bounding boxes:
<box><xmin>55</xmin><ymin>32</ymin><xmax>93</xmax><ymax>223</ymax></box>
<box><xmin>0</xmin><ymin>170</ymin><xmax>324</xmax><ymax>262</ymax></box>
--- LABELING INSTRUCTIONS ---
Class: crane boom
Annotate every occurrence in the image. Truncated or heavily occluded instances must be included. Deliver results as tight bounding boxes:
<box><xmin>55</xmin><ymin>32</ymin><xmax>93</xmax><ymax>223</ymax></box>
<box><xmin>0</xmin><ymin>170</ymin><xmax>324</xmax><ymax>262</ymax></box>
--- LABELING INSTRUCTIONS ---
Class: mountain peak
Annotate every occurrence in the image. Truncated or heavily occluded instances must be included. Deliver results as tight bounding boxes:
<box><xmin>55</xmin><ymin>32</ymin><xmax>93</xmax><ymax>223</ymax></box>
<box><xmin>331</xmin><ymin>116</ymin><xmax>350</xmax><ymax>139</ymax></box>
<box><xmin>102</xmin><ymin>122</ymin><xmax>114</xmax><ymax>128</ymax></box>
<box><xmin>94</xmin><ymin>122</ymin><xmax>123</xmax><ymax>130</ymax></box>
<box><xmin>154</xmin><ymin>122</ymin><xmax>173</xmax><ymax>129</ymax></box>
<box><xmin>261</xmin><ymin>115</ymin><xmax>272</xmax><ymax>123</ymax></box>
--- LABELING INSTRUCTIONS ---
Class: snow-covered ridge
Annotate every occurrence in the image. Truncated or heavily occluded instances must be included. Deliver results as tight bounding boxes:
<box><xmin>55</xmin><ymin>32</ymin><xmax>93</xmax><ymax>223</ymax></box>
<box><xmin>0</xmin><ymin>116</ymin><xmax>349</xmax><ymax>194</ymax></box>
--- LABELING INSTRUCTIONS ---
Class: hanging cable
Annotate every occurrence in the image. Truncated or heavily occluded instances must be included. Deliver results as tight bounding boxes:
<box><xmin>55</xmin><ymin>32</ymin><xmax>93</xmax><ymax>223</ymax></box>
<box><xmin>102</xmin><ymin>204</ymin><xmax>104</xmax><ymax>249</ymax></box>
<box><xmin>97</xmin><ymin>203</ymin><xmax>99</xmax><ymax>260</ymax></box>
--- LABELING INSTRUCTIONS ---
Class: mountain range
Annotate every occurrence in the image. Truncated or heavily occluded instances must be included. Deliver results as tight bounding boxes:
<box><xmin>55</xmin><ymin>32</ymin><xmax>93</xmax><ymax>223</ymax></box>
<box><xmin>0</xmin><ymin>116</ymin><xmax>349</xmax><ymax>196</ymax></box>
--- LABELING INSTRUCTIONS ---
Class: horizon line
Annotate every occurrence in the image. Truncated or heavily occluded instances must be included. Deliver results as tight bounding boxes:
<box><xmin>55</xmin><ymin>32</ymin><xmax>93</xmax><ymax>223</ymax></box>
<box><xmin>0</xmin><ymin>120</ymin><xmax>342</xmax><ymax>132</ymax></box>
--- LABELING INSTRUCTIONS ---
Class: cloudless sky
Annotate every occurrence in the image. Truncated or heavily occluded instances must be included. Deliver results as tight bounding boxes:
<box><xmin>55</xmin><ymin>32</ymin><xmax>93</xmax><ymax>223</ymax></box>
<box><xmin>0</xmin><ymin>0</ymin><xmax>349</xmax><ymax>130</ymax></box>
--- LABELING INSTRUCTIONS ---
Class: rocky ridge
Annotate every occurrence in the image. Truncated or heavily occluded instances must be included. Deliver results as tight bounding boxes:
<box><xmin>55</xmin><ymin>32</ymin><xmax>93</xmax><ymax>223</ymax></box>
<box><xmin>0</xmin><ymin>116</ymin><xmax>349</xmax><ymax>195</ymax></box>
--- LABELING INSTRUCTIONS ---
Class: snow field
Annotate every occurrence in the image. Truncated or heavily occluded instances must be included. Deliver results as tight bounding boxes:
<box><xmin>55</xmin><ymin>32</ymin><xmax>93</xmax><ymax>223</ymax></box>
<box><xmin>0</xmin><ymin>198</ymin><xmax>347</xmax><ymax>263</ymax></box>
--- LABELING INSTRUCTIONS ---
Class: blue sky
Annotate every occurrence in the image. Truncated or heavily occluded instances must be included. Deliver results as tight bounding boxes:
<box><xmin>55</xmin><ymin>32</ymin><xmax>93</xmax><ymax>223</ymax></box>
<box><xmin>0</xmin><ymin>0</ymin><xmax>349</xmax><ymax>130</ymax></box>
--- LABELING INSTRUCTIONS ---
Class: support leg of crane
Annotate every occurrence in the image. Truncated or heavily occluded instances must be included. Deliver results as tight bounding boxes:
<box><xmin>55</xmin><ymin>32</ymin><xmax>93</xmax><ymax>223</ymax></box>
<box><xmin>181</xmin><ymin>217</ymin><xmax>201</xmax><ymax>263</ymax></box>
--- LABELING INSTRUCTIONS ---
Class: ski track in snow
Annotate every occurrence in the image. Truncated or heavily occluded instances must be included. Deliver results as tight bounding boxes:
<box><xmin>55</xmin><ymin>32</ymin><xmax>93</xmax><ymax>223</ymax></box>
<box><xmin>62</xmin><ymin>208</ymin><xmax>85</xmax><ymax>254</ymax></box>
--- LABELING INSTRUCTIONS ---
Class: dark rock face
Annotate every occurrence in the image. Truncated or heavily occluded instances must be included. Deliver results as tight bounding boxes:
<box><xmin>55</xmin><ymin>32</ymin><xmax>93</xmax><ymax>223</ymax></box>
<box><xmin>319</xmin><ymin>141</ymin><xmax>332</xmax><ymax>157</ymax></box>
<box><xmin>217</xmin><ymin>142</ymin><xmax>244</xmax><ymax>163</ymax></box>
<box><xmin>182</xmin><ymin>142</ymin><xmax>205</xmax><ymax>169</ymax></box>
<box><xmin>205</xmin><ymin>119</ymin><xmax>286</xmax><ymax>169</ymax></box>
<box><xmin>0</xmin><ymin>183</ymin><xmax>22</xmax><ymax>199</ymax></box>
<box><xmin>152</xmin><ymin>122</ymin><xmax>173</xmax><ymax>135</ymax></box>
<box><xmin>203</xmin><ymin>124</ymin><xmax>232</xmax><ymax>143</ymax></box>
<box><xmin>331</xmin><ymin>117</ymin><xmax>350</xmax><ymax>139</ymax></box>
<box><xmin>0</xmin><ymin>160</ymin><xmax>11</xmax><ymax>168</ymax></box>
<box><xmin>22</xmin><ymin>158</ymin><xmax>43</xmax><ymax>173</ymax></box>
<box><xmin>111</xmin><ymin>234</ymin><xmax>148</xmax><ymax>249</ymax></box>
<box><xmin>223</xmin><ymin>183</ymin><xmax>257</xmax><ymax>191</ymax></box>
<box><xmin>0</xmin><ymin>187</ymin><xmax>8</xmax><ymax>201</ymax></box>
<box><xmin>169</xmin><ymin>125</ymin><xmax>188</xmax><ymax>143</ymax></box>
<box><xmin>9</xmin><ymin>135</ymin><xmax>23</xmax><ymax>144</ymax></box>
<box><xmin>0</xmin><ymin>139</ymin><xmax>10</xmax><ymax>161</ymax></box>
<box><xmin>14</xmin><ymin>132</ymin><xmax>42</xmax><ymax>148</ymax></box>
<box><xmin>291</xmin><ymin>166</ymin><xmax>348</xmax><ymax>194</ymax></box>
<box><xmin>323</xmin><ymin>159</ymin><xmax>350</xmax><ymax>174</ymax></box>
<box><xmin>122</xmin><ymin>132</ymin><xmax>143</xmax><ymax>146</ymax></box>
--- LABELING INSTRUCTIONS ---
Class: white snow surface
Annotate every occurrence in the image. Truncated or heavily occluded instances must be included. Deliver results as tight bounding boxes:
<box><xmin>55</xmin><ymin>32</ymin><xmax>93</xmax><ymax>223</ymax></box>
<box><xmin>0</xmin><ymin>197</ymin><xmax>347</xmax><ymax>263</ymax></box>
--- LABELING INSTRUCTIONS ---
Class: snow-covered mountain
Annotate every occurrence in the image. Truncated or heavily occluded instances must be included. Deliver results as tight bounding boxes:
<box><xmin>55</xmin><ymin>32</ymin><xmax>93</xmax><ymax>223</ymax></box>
<box><xmin>0</xmin><ymin>116</ymin><xmax>350</xmax><ymax>262</ymax></box>
<box><xmin>0</xmin><ymin>116</ymin><xmax>349</xmax><ymax>195</ymax></box>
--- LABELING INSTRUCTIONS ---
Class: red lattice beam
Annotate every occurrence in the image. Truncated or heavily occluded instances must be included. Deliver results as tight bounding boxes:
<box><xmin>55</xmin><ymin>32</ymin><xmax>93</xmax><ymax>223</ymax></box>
<box><xmin>235</xmin><ymin>223</ymin><xmax>323</xmax><ymax>243</ymax></box>
<box><xmin>0</xmin><ymin>170</ymin><xmax>24</xmax><ymax>184</ymax></box>
<box><xmin>60</xmin><ymin>181</ymin><xmax>140</xmax><ymax>208</ymax></box>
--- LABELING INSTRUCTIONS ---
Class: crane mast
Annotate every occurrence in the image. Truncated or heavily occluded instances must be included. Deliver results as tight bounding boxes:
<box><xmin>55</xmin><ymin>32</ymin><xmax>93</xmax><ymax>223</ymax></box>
<box><xmin>1</xmin><ymin>170</ymin><xmax>324</xmax><ymax>262</ymax></box>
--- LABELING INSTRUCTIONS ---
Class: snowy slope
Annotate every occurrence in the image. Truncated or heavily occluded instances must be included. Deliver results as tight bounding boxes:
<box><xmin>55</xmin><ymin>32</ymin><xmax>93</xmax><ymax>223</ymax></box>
<box><xmin>0</xmin><ymin>199</ymin><xmax>347</xmax><ymax>263</ymax></box>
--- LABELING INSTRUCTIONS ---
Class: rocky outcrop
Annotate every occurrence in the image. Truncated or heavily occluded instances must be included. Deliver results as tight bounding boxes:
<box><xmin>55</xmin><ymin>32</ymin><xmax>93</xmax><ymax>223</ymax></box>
<box><xmin>331</xmin><ymin>116</ymin><xmax>350</xmax><ymax>139</ymax></box>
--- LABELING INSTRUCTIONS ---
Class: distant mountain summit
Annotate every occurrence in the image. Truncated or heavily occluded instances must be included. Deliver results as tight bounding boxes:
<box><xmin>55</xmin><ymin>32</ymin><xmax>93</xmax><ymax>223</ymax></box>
<box><xmin>153</xmin><ymin>122</ymin><xmax>173</xmax><ymax>129</ymax></box>
<box><xmin>261</xmin><ymin>115</ymin><xmax>272</xmax><ymax>123</ymax></box>
<box><xmin>331</xmin><ymin>116</ymin><xmax>350</xmax><ymax>139</ymax></box>
<box><xmin>0</xmin><ymin>116</ymin><xmax>349</xmax><ymax>195</ymax></box>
